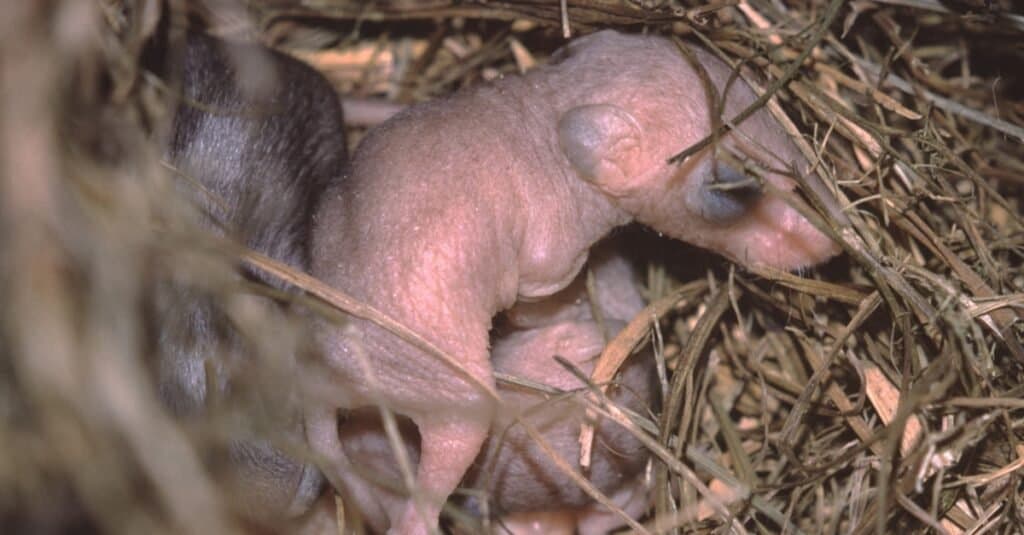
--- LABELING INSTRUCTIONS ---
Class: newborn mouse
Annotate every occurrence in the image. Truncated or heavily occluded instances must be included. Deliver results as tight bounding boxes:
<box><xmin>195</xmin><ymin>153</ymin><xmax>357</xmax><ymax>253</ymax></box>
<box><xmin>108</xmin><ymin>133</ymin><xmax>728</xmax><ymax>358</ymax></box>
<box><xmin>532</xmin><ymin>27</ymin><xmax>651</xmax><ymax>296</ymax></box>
<box><xmin>153</xmin><ymin>30</ymin><xmax>346</xmax><ymax>522</ymax></box>
<box><xmin>310</xmin><ymin>29</ymin><xmax>839</xmax><ymax>534</ymax></box>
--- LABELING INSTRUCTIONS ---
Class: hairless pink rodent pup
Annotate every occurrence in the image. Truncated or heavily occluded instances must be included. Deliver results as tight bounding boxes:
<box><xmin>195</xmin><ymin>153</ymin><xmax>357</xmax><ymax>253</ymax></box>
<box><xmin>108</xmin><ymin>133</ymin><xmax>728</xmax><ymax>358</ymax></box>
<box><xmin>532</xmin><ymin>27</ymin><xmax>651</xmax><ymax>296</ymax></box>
<box><xmin>334</xmin><ymin>244</ymin><xmax>655</xmax><ymax>534</ymax></box>
<box><xmin>310</xmin><ymin>30</ymin><xmax>839</xmax><ymax>533</ymax></box>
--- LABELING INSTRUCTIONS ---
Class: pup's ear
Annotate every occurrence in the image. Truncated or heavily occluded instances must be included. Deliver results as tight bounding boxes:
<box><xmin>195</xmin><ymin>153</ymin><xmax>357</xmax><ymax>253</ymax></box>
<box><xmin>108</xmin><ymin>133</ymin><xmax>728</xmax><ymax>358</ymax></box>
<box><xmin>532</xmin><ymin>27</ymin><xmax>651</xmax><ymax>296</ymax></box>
<box><xmin>557</xmin><ymin>104</ymin><xmax>645</xmax><ymax>197</ymax></box>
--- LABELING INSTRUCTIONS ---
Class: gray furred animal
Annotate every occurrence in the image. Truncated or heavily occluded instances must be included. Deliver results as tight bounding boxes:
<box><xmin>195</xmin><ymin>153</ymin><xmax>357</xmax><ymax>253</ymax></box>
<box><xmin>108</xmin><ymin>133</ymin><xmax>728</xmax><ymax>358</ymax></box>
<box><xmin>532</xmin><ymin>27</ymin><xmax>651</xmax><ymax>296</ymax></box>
<box><xmin>154</xmin><ymin>31</ymin><xmax>346</xmax><ymax>521</ymax></box>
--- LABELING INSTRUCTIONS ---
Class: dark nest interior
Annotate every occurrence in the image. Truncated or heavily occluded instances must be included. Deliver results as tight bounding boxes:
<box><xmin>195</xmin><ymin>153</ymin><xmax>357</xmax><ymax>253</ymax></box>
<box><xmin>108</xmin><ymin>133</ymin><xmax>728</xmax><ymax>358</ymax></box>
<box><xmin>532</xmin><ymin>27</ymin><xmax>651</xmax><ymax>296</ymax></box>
<box><xmin>2</xmin><ymin>0</ymin><xmax>1023</xmax><ymax>533</ymax></box>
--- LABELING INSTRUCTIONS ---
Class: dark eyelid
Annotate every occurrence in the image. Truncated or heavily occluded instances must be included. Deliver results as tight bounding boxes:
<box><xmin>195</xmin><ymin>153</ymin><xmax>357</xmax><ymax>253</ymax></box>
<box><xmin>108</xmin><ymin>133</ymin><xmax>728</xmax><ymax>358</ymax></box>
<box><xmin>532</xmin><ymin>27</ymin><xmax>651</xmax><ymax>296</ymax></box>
<box><xmin>707</xmin><ymin>161</ymin><xmax>761</xmax><ymax>193</ymax></box>
<box><xmin>692</xmin><ymin>159</ymin><xmax>764</xmax><ymax>224</ymax></box>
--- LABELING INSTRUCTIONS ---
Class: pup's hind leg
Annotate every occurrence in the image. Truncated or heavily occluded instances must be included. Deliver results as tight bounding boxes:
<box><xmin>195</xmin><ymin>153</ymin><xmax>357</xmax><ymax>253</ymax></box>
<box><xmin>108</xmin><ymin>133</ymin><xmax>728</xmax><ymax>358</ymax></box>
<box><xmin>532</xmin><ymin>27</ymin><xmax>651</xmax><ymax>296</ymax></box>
<box><xmin>391</xmin><ymin>414</ymin><xmax>491</xmax><ymax>535</ymax></box>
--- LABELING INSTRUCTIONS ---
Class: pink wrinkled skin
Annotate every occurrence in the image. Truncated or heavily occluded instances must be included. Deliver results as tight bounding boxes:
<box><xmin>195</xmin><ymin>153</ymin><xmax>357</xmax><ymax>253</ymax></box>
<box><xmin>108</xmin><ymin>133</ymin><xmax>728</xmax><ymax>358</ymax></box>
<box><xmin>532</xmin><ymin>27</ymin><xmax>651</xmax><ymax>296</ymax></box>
<box><xmin>310</xmin><ymin>30</ymin><xmax>839</xmax><ymax>534</ymax></box>
<box><xmin>332</xmin><ymin>244</ymin><xmax>655</xmax><ymax>534</ymax></box>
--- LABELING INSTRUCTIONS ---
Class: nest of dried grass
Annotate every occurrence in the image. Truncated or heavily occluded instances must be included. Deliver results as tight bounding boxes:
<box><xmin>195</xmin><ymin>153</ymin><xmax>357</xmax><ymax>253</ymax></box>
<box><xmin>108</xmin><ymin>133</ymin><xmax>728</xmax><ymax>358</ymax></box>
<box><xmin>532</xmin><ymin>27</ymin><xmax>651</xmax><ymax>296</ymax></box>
<box><xmin>2</xmin><ymin>0</ymin><xmax>1022</xmax><ymax>533</ymax></box>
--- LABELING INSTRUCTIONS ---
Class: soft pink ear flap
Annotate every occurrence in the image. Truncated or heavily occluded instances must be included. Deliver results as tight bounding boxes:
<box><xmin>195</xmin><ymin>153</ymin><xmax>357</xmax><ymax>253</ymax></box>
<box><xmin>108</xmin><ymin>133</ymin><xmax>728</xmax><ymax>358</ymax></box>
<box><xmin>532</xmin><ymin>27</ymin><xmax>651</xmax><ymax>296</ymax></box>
<box><xmin>557</xmin><ymin>104</ymin><xmax>644</xmax><ymax>196</ymax></box>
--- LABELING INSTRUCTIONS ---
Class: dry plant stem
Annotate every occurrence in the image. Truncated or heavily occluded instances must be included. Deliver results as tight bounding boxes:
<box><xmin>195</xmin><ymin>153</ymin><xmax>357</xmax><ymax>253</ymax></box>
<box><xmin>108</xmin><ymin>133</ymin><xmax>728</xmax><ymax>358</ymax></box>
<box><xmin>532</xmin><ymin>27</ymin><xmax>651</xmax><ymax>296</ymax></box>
<box><xmin>418</xmin><ymin>30</ymin><xmax>514</xmax><ymax>97</ymax></box>
<box><xmin>946</xmin><ymin>398</ymin><xmax>1024</xmax><ymax>410</ymax></box>
<box><xmin>848</xmin><ymin>177</ymin><xmax>1024</xmax><ymax>363</ymax></box>
<box><xmin>732</xmin><ymin>277</ymin><xmax>840</xmax><ymax>340</ymax></box>
<box><xmin>819</xmin><ymin>47</ymin><xmax>1022</xmax><ymax>258</ymax></box>
<box><xmin>394</xmin><ymin>24</ymin><xmax>446</xmax><ymax>102</ymax></box>
<box><xmin>745</xmin><ymin>264</ymin><xmax>867</xmax><ymax>305</ymax></box>
<box><xmin>851</xmin><ymin>351</ymin><xmax>963</xmax><ymax>535</ymax></box>
<box><xmin>710</xmin><ymin>396</ymin><xmax>755</xmax><ymax>486</ymax></box>
<box><xmin>560</xmin><ymin>0</ymin><xmax>571</xmax><ymax>38</ymax></box>
<box><xmin>954</xmin><ymin>444</ymin><xmax>1024</xmax><ymax>490</ymax></box>
<box><xmin>779</xmin><ymin>292</ymin><xmax>883</xmax><ymax>452</ymax></box>
<box><xmin>655</xmin><ymin>289</ymin><xmax>732</xmax><ymax>528</ymax></box>
<box><xmin>334</xmin><ymin>494</ymin><xmax>346</xmax><ymax>534</ymax></box>
<box><xmin>576</xmin><ymin>384</ymin><xmax>752</xmax><ymax>533</ymax></box>
<box><xmin>871</xmin><ymin>0</ymin><xmax>1024</xmax><ymax>31</ymax></box>
<box><xmin>841</xmin><ymin>45</ymin><xmax>1024</xmax><ymax>143</ymax></box>
<box><xmin>685</xmin><ymin>446</ymin><xmax>804</xmax><ymax>533</ymax></box>
<box><xmin>806</xmin><ymin>52</ymin><xmax>1024</xmax><ymax>368</ymax></box>
<box><xmin>580</xmin><ymin>279</ymin><xmax>709</xmax><ymax>467</ymax></box>
<box><xmin>924</xmin><ymin>155</ymin><xmax>1001</xmax><ymax>286</ymax></box>
<box><xmin>258</xmin><ymin>0</ymin><xmax>680</xmax><ymax>30</ymax></box>
<box><xmin>902</xmin><ymin>170</ymin><xmax>1024</xmax><ymax>356</ymax></box>
<box><xmin>809</xmin><ymin>79</ymin><xmax>1024</xmax><ymax>365</ymax></box>
<box><xmin>811</xmin><ymin>62</ymin><xmax>922</xmax><ymax>121</ymax></box>
<box><xmin>588</xmin><ymin>278</ymin><xmax>710</xmax><ymax>389</ymax></box>
<box><xmin>896</xmin><ymin>492</ymin><xmax>951</xmax><ymax>535</ymax></box>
